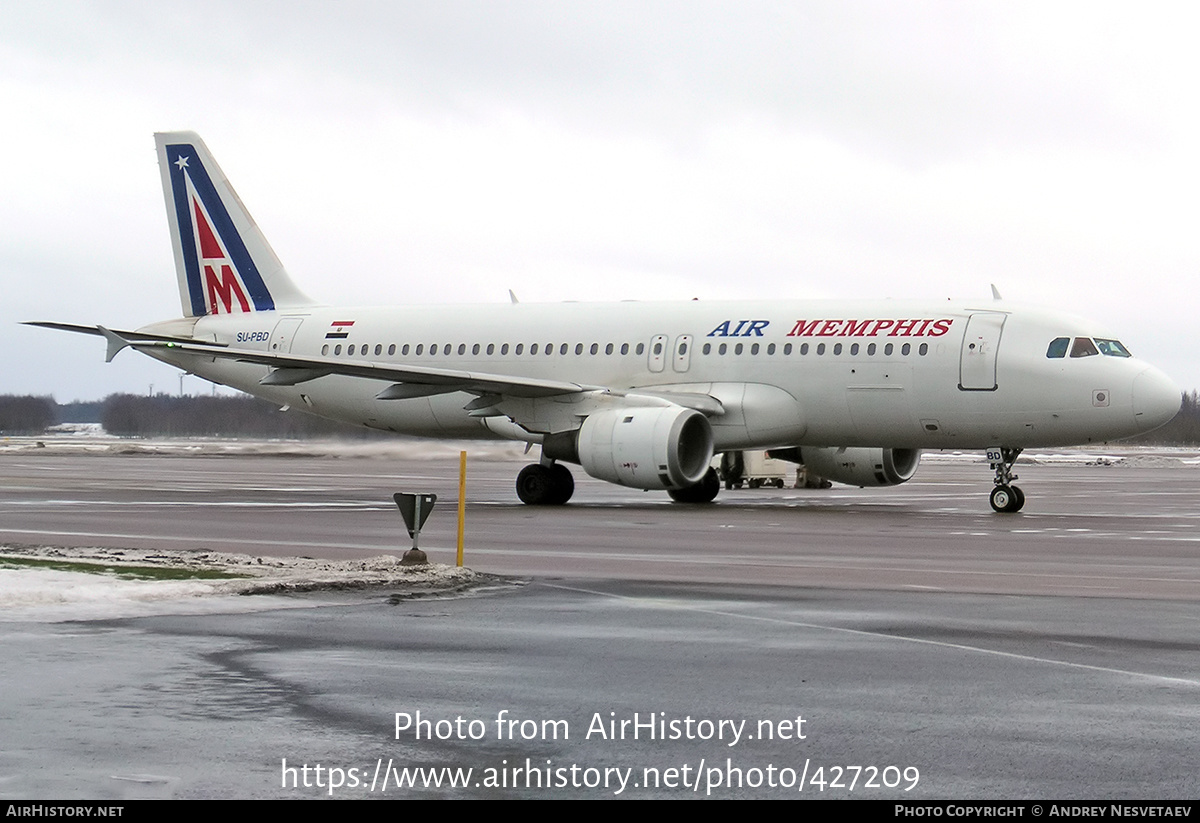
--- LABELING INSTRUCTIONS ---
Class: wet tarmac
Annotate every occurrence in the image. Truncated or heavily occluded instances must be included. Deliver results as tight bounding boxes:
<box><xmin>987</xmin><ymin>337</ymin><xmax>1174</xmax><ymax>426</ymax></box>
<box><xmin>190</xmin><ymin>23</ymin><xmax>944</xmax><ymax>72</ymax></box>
<box><xmin>1</xmin><ymin>445</ymin><xmax>1198</xmax><ymax>798</ymax></box>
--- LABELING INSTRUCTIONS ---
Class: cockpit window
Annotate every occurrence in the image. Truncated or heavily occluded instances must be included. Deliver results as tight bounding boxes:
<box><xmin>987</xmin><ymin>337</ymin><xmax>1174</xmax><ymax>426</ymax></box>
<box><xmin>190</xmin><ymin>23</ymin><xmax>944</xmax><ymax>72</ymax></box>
<box><xmin>1046</xmin><ymin>337</ymin><xmax>1069</xmax><ymax>358</ymax></box>
<box><xmin>1094</xmin><ymin>338</ymin><xmax>1132</xmax><ymax>357</ymax></box>
<box><xmin>1070</xmin><ymin>337</ymin><xmax>1100</xmax><ymax>358</ymax></box>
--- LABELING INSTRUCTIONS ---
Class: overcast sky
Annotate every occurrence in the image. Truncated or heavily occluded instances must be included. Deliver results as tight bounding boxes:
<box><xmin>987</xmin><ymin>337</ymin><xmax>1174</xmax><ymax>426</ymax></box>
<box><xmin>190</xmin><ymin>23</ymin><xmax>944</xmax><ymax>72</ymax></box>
<box><xmin>3</xmin><ymin>1</ymin><xmax>1198</xmax><ymax>401</ymax></box>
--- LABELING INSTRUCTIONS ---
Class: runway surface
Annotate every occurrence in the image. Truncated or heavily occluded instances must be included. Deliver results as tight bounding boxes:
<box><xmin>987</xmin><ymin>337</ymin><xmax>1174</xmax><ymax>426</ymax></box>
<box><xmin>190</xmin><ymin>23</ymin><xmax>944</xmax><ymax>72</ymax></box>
<box><xmin>1</xmin><ymin>441</ymin><xmax>1198</xmax><ymax>798</ymax></box>
<box><xmin>2</xmin><ymin>444</ymin><xmax>1199</xmax><ymax>597</ymax></box>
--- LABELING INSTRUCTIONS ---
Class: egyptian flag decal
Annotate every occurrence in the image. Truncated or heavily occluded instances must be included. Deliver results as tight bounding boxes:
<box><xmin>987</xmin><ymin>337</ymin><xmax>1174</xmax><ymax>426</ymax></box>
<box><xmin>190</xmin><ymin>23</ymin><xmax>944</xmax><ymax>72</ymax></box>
<box><xmin>326</xmin><ymin>320</ymin><xmax>355</xmax><ymax>339</ymax></box>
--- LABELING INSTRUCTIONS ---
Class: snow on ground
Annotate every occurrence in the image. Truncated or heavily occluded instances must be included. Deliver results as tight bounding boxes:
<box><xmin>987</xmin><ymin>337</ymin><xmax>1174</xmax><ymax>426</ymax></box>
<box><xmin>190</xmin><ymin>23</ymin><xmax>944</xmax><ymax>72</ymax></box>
<box><xmin>0</xmin><ymin>546</ymin><xmax>491</xmax><ymax>623</ymax></box>
<box><xmin>916</xmin><ymin>447</ymin><xmax>1200</xmax><ymax>467</ymax></box>
<box><xmin>0</xmin><ymin>429</ymin><xmax>529</xmax><ymax>460</ymax></box>
<box><xmin>8</xmin><ymin>430</ymin><xmax>1200</xmax><ymax>465</ymax></box>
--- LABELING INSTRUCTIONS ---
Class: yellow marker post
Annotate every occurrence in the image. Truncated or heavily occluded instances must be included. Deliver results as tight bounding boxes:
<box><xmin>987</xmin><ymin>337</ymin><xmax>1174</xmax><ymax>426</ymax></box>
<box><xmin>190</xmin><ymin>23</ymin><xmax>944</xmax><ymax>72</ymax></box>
<box><xmin>456</xmin><ymin>450</ymin><xmax>467</xmax><ymax>567</ymax></box>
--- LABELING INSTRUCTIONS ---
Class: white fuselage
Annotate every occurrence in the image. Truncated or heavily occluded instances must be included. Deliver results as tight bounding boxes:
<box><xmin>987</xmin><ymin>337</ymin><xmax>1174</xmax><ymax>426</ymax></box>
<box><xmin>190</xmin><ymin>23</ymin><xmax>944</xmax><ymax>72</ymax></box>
<box><xmin>142</xmin><ymin>297</ymin><xmax>1180</xmax><ymax>451</ymax></box>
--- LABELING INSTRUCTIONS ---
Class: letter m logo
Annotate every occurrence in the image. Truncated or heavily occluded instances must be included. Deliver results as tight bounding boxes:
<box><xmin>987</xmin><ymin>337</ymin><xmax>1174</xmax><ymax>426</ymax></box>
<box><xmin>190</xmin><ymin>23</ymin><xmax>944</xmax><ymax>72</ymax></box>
<box><xmin>205</xmin><ymin>264</ymin><xmax>252</xmax><ymax>314</ymax></box>
<box><xmin>192</xmin><ymin>194</ymin><xmax>251</xmax><ymax>314</ymax></box>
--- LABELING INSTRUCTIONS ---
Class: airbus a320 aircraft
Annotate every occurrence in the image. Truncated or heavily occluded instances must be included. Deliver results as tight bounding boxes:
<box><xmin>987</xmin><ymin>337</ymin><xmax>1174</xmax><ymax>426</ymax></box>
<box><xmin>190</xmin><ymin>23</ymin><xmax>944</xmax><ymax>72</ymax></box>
<box><xmin>30</xmin><ymin>132</ymin><xmax>1181</xmax><ymax>512</ymax></box>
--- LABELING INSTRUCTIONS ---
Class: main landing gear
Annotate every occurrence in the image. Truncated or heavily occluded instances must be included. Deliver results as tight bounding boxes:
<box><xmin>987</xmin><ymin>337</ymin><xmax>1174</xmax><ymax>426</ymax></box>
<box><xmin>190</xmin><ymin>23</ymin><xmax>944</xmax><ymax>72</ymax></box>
<box><xmin>514</xmin><ymin>462</ymin><xmax>721</xmax><ymax>505</ymax></box>
<box><xmin>515</xmin><ymin>461</ymin><xmax>575</xmax><ymax>505</ymax></box>
<box><xmin>667</xmin><ymin>467</ymin><xmax>720</xmax><ymax>504</ymax></box>
<box><xmin>987</xmin><ymin>447</ymin><xmax>1025</xmax><ymax>513</ymax></box>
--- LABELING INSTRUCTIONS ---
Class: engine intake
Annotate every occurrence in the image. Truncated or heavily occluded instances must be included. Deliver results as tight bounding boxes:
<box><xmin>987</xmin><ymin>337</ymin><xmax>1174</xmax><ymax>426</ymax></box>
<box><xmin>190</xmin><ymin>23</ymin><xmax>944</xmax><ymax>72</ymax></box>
<box><xmin>769</xmin><ymin>446</ymin><xmax>921</xmax><ymax>487</ymax></box>
<box><xmin>546</xmin><ymin>406</ymin><xmax>714</xmax><ymax>490</ymax></box>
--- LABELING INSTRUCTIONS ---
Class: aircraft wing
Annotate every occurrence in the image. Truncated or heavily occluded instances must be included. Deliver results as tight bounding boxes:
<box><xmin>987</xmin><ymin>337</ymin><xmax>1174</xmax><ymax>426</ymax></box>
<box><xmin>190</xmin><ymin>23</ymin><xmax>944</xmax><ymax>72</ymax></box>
<box><xmin>25</xmin><ymin>322</ymin><xmax>586</xmax><ymax>399</ymax></box>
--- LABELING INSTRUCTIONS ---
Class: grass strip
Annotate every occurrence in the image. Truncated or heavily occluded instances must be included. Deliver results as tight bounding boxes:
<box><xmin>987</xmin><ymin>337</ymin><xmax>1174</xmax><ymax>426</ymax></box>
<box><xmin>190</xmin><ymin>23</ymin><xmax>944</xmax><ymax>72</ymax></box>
<box><xmin>0</xmin><ymin>556</ymin><xmax>246</xmax><ymax>580</ymax></box>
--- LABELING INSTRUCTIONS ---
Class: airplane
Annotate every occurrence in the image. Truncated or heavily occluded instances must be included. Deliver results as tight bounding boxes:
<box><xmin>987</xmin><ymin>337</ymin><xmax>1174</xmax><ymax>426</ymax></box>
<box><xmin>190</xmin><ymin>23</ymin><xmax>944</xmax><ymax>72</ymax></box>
<box><xmin>29</xmin><ymin>131</ymin><xmax>1182</xmax><ymax>513</ymax></box>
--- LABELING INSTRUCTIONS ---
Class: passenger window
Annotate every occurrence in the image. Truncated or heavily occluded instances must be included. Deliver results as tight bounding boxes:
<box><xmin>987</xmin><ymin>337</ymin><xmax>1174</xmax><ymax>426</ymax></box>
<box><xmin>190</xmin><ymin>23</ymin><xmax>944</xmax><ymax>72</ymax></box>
<box><xmin>750</xmin><ymin>343</ymin><xmax>759</xmax><ymax>355</ymax></box>
<box><xmin>884</xmin><ymin>343</ymin><xmax>893</xmax><ymax>356</ymax></box>
<box><xmin>321</xmin><ymin>344</ymin><xmax>329</xmax><ymax>356</ymax></box>
<box><xmin>531</xmin><ymin>343</ymin><xmax>539</xmax><ymax>355</ymax></box>
<box><xmin>703</xmin><ymin>343</ymin><xmax>711</xmax><ymax>355</ymax></box>
<box><xmin>471</xmin><ymin>343</ymin><xmax>480</xmax><ymax>355</ymax></box>
<box><xmin>621</xmin><ymin>343</ymin><xmax>630</xmax><ymax>355</ymax></box>
<box><xmin>575</xmin><ymin>343</ymin><xmax>584</xmax><ymax>355</ymax></box>
<box><xmin>605</xmin><ymin>343</ymin><xmax>613</xmax><ymax>355</ymax></box>
<box><xmin>799</xmin><ymin>343</ymin><xmax>808</xmax><ymax>355</ymax></box>
<box><xmin>783</xmin><ymin>343</ymin><xmax>793</xmax><ymax>355</ymax></box>
<box><xmin>902</xmin><ymin>343</ymin><xmax>911</xmax><ymax>356</ymax></box>
<box><xmin>867</xmin><ymin>343</ymin><xmax>876</xmax><ymax>356</ymax></box>
<box><xmin>1046</xmin><ymin>337</ymin><xmax>1069</xmax><ymax>358</ymax></box>
<box><xmin>514</xmin><ymin>344</ymin><xmax>523</xmax><ymax>355</ymax></box>
<box><xmin>348</xmin><ymin>344</ymin><xmax>356</xmax><ymax>355</ymax></box>
<box><xmin>850</xmin><ymin>343</ymin><xmax>859</xmax><ymax>356</ymax></box>
<box><xmin>718</xmin><ymin>343</ymin><xmax>727</xmax><ymax>355</ymax></box>
<box><xmin>486</xmin><ymin>343</ymin><xmax>494</xmax><ymax>355</ymax></box>
<box><xmin>735</xmin><ymin>343</ymin><xmax>744</xmax><ymax>355</ymax></box>
<box><xmin>816</xmin><ymin>343</ymin><xmax>825</xmax><ymax>355</ymax></box>
<box><xmin>833</xmin><ymin>343</ymin><xmax>842</xmax><ymax>355</ymax></box>
<box><xmin>636</xmin><ymin>343</ymin><xmax>645</xmax><ymax>355</ymax></box>
<box><xmin>388</xmin><ymin>344</ymin><xmax>396</xmax><ymax>356</ymax></box>
<box><xmin>767</xmin><ymin>343</ymin><xmax>776</xmax><ymax>355</ymax></box>
<box><xmin>559</xmin><ymin>343</ymin><xmax>567</xmax><ymax>355</ymax></box>
<box><xmin>919</xmin><ymin>343</ymin><xmax>928</xmax><ymax>356</ymax></box>
<box><xmin>1070</xmin><ymin>337</ymin><xmax>1099</xmax><ymax>358</ymax></box>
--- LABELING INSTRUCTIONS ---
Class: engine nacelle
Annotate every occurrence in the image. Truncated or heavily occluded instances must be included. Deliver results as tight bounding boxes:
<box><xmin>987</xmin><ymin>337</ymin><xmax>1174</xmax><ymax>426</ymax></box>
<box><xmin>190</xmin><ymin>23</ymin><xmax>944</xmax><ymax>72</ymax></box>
<box><xmin>772</xmin><ymin>446</ymin><xmax>921</xmax><ymax>487</ymax></box>
<box><xmin>571</xmin><ymin>406</ymin><xmax>714</xmax><ymax>490</ymax></box>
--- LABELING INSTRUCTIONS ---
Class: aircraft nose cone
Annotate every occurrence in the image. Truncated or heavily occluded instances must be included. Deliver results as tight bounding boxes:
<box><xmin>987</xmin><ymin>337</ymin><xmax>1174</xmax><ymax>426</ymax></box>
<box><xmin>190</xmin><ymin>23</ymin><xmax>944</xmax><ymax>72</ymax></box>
<box><xmin>1132</xmin><ymin>367</ymin><xmax>1181</xmax><ymax>432</ymax></box>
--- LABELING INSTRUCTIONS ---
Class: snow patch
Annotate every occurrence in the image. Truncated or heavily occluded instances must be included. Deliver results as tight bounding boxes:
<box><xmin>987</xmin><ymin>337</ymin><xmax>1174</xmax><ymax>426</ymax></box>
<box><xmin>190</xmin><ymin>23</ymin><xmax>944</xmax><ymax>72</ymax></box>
<box><xmin>0</xmin><ymin>545</ymin><xmax>494</xmax><ymax>623</ymax></box>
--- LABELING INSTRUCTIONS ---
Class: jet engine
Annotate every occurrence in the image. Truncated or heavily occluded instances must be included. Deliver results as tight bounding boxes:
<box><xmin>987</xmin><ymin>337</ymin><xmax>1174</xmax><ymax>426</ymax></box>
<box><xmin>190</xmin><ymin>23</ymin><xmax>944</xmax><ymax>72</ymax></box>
<box><xmin>770</xmin><ymin>446</ymin><xmax>921</xmax><ymax>487</ymax></box>
<box><xmin>544</xmin><ymin>405</ymin><xmax>714</xmax><ymax>490</ymax></box>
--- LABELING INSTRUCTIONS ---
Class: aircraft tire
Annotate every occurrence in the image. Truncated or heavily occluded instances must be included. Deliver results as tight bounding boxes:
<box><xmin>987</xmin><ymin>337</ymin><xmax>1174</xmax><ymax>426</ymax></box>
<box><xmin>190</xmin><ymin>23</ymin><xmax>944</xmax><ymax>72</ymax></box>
<box><xmin>667</xmin><ymin>468</ymin><xmax>720</xmax><ymax>504</ymax></box>
<box><xmin>548</xmin><ymin>463</ymin><xmax>575</xmax><ymax>505</ymax></box>
<box><xmin>516</xmin><ymin>464</ymin><xmax>568</xmax><ymax>505</ymax></box>
<box><xmin>990</xmin><ymin>484</ymin><xmax>1022</xmax><ymax>513</ymax></box>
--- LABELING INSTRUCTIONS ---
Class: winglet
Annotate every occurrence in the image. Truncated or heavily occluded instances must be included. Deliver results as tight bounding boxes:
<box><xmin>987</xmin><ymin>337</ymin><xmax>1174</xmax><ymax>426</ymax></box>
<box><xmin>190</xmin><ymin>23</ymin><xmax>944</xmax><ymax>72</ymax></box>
<box><xmin>990</xmin><ymin>284</ymin><xmax>1003</xmax><ymax>300</ymax></box>
<box><xmin>508</xmin><ymin>289</ymin><xmax>520</xmax><ymax>304</ymax></box>
<box><xmin>97</xmin><ymin>326</ymin><xmax>131</xmax><ymax>363</ymax></box>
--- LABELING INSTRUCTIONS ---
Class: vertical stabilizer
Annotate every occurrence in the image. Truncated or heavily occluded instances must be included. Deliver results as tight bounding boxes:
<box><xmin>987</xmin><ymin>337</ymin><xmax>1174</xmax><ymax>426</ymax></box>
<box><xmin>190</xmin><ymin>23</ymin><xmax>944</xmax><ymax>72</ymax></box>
<box><xmin>155</xmin><ymin>131</ymin><xmax>315</xmax><ymax>318</ymax></box>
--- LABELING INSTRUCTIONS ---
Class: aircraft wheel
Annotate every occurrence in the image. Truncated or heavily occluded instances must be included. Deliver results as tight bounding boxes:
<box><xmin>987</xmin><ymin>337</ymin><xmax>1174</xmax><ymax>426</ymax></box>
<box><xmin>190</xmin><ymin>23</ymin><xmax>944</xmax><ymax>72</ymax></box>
<box><xmin>667</xmin><ymin>468</ymin><xmax>720</xmax><ymax>504</ymax></box>
<box><xmin>516</xmin><ymin>464</ymin><xmax>570</xmax><ymax>505</ymax></box>
<box><xmin>548</xmin><ymin>463</ymin><xmax>575</xmax><ymax>505</ymax></box>
<box><xmin>1010</xmin><ymin>485</ymin><xmax>1025</xmax><ymax>512</ymax></box>
<box><xmin>990</xmin><ymin>484</ymin><xmax>1021</xmax><ymax>513</ymax></box>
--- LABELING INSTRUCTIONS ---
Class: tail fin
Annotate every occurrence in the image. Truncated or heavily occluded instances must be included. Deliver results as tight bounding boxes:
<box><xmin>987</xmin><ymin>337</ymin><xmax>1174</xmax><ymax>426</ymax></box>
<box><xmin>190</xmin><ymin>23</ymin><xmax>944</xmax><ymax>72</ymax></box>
<box><xmin>155</xmin><ymin>131</ymin><xmax>314</xmax><ymax>318</ymax></box>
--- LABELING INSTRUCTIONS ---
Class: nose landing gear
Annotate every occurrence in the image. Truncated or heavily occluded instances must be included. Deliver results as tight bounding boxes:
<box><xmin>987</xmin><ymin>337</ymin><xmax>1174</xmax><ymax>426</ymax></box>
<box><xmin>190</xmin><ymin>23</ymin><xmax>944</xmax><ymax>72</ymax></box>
<box><xmin>987</xmin><ymin>447</ymin><xmax>1025</xmax><ymax>513</ymax></box>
